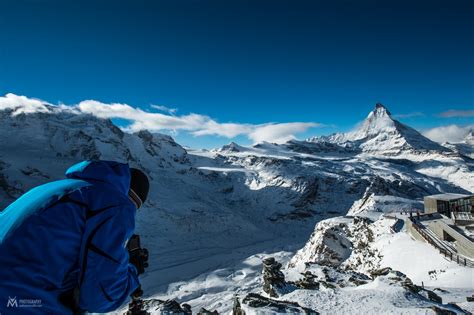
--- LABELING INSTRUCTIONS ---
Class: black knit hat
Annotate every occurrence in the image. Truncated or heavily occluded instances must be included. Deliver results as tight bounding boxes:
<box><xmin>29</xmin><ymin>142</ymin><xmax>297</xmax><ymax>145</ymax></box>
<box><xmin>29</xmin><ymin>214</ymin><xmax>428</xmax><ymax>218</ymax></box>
<box><xmin>128</xmin><ymin>168</ymin><xmax>149</xmax><ymax>209</ymax></box>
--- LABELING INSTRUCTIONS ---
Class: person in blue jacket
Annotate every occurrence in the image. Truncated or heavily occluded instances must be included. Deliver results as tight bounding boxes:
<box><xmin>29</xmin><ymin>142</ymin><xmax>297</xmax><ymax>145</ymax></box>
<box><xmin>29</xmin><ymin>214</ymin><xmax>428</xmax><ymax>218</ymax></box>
<box><xmin>0</xmin><ymin>160</ymin><xmax>150</xmax><ymax>314</ymax></box>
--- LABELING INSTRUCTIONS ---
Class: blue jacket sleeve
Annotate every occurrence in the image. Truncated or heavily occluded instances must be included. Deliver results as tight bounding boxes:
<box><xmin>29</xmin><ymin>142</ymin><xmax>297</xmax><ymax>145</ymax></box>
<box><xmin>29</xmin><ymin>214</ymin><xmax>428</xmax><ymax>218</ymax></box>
<box><xmin>78</xmin><ymin>204</ymin><xmax>140</xmax><ymax>312</ymax></box>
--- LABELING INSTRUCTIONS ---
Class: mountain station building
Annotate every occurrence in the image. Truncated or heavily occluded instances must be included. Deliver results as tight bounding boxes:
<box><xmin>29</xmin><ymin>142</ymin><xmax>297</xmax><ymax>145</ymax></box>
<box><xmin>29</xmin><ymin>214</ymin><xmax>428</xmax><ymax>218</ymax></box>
<box><xmin>424</xmin><ymin>193</ymin><xmax>474</xmax><ymax>225</ymax></box>
<box><xmin>411</xmin><ymin>193</ymin><xmax>474</xmax><ymax>260</ymax></box>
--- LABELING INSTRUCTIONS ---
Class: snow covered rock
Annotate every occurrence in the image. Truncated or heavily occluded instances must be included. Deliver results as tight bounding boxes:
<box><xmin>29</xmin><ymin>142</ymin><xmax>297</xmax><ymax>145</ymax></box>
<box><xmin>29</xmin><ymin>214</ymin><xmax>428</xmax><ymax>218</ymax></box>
<box><xmin>196</xmin><ymin>307</ymin><xmax>219</xmax><ymax>315</ymax></box>
<box><xmin>149</xmin><ymin>299</ymin><xmax>190</xmax><ymax>315</ymax></box>
<box><xmin>443</xmin><ymin>129</ymin><xmax>474</xmax><ymax>159</ymax></box>
<box><xmin>294</xmin><ymin>271</ymin><xmax>321</xmax><ymax>290</ymax></box>
<box><xmin>289</xmin><ymin>215</ymin><xmax>381</xmax><ymax>274</ymax></box>
<box><xmin>238</xmin><ymin>293</ymin><xmax>318</xmax><ymax>315</ymax></box>
<box><xmin>288</xmin><ymin>218</ymin><xmax>353</xmax><ymax>269</ymax></box>
<box><xmin>262</xmin><ymin>257</ymin><xmax>294</xmax><ymax>297</ymax></box>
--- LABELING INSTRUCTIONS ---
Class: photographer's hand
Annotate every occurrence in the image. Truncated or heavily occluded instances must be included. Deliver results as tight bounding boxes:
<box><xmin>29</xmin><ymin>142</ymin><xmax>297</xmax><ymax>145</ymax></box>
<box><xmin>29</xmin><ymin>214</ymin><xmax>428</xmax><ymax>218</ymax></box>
<box><xmin>127</xmin><ymin>234</ymin><xmax>149</xmax><ymax>275</ymax></box>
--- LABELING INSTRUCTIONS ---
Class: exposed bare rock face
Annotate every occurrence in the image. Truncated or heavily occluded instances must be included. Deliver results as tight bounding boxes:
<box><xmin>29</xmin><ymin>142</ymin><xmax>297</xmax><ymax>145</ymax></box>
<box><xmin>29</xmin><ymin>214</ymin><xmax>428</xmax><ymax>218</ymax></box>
<box><xmin>126</xmin><ymin>299</ymin><xmax>192</xmax><ymax>315</ymax></box>
<box><xmin>294</xmin><ymin>271</ymin><xmax>320</xmax><ymax>290</ymax></box>
<box><xmin>262</xmin><ymin>257</ymin><xmax>294</xmax><ymax>297</ymax></box>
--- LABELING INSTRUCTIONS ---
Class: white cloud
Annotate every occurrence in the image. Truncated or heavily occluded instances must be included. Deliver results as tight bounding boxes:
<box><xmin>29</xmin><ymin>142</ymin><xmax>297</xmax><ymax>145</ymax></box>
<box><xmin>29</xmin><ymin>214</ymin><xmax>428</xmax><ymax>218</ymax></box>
<box><xmin>0</xmin><ymin>93</ymin><xmax>321</xmax><ymax>144</ymax></box>
<box><xmin>0</xmin><ymin>93</ymin><xmax>51</xmax><ymax>115</ymax></box>
<box><xmin>249</xmin><ymin>122</ymin><xmax>320</xmax><ymax>143</ymax></box>
<box><xmin>150</xmin><ymin>104</ymin><xmax>177</xmax><ymax>115</ymax></box>
<box><xmin>192</xmin><ymin>121</ymin><xmax>254</xmax><ymax>138</ymax></box>
<box><xmin>77</xmin><ymin>100</ymin><xmax>208</xmax><ymax>132</ymax></box>
<box><xmin>422</xmin><ymin>124</ymin><xmax>474</xmax><ymax>143</ymax></box>
<box><xmin>438</xmin><ymin>109</ymin><xmax>474</xmax><ymax>118</ymax></box>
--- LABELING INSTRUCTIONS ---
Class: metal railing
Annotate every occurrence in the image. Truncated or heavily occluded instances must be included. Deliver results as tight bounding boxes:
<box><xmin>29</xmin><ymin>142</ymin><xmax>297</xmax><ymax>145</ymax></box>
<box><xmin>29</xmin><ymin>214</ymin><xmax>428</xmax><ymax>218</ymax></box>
<box><xmin>409</xmin><ymin>217</ymin><xmax>474</xmax><ymax>268</ymax></box>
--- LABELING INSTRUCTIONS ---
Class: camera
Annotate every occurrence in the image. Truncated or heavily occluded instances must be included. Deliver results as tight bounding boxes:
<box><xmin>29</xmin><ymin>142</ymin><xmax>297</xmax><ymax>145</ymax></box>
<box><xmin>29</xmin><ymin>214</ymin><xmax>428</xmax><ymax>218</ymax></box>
<box><xmin>127</xmin><ymin>234</ymin><xmax>149</xmax><ymax>275</ymax></box>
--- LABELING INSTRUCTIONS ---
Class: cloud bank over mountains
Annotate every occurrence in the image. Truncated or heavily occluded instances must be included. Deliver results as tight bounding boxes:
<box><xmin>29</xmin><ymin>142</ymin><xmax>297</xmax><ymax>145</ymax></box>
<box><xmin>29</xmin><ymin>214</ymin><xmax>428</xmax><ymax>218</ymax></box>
<box><xmin>0</xmin><ymin>93</ymin><xmax>320</xmax><ymax>144</ymax></box>
<box><xmin>422</xmin><ymin>124</ymin><xmax>473</xmax><ymax>143</ymax></box>
<box><xmin>1</xmin><ymin>93</ymin><xmax>472</xmax><ymax>145</ymax></box>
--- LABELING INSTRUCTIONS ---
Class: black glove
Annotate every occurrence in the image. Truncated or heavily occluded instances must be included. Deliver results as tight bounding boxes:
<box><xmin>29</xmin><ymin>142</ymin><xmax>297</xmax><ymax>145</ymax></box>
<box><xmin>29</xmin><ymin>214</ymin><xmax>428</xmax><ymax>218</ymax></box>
<box><xmin>131</xmin><ymin>286</ymin><xmax>144</xmax><ymax>299</ymax></box>
<box><xmin>127</xmin><ymin>234</ymin><xmax>149</xmax><ymax>275</ymax></box>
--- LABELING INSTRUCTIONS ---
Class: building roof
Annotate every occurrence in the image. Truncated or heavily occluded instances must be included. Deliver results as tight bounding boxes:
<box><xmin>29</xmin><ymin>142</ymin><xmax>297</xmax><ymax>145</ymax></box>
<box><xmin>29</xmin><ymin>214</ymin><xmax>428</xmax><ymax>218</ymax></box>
<box><xmin>425</xmin><ymin>193</ymin><xmax>473</xmax><ymax>201</ymax></box>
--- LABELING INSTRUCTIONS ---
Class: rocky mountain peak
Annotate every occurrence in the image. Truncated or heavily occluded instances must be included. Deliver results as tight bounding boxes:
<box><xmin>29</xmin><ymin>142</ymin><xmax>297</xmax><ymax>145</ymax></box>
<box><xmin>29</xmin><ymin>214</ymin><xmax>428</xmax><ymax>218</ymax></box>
<box><xmin>306</xmin><ymin>103</ymin><xmax>449</xmax><ymax>155</ymax></box>
<box><xmin>351</xmin><ymin>103</ymin><xmax>397</xmax><ymax>141</ymax></box>
<box><xmin>218</xmin><ymin>141</ymin><xmax>245</xmax><ymax>153</ymax></box>
<box><xmin>365</xmin><ymin>103</ymin><xmax>394</xmax><ymax>126</ymax></box>
<box><xmin>373</xmin><ymin>103</ymin><xmax>392</xmax><ymax>117</ymax></box>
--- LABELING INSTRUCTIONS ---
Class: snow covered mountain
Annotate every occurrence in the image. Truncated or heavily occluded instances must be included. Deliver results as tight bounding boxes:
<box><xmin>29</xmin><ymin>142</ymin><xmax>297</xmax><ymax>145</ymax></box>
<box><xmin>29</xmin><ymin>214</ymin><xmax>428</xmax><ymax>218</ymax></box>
<box><xmin>443</xmin><ymin>129</ymin><xmax>474</xmax><ymax>159</ymax></box>
<box><xmin>1</xmin><ymin>97</ymin><xmax>473</xmax><ymax>314</ymax></box>
<box><xmin>466</xmin><ymin>129</ymin><xmax>474</xmax><ymax>146</ymax></box>
<box><xmin>308</xmin><ymin>103</ymin><xmax>448</xmax><ymax>155</ymax></box>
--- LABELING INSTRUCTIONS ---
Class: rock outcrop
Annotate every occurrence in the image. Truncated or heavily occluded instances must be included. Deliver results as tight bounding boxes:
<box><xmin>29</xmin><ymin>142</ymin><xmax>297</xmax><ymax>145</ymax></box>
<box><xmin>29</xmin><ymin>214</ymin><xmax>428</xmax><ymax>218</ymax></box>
<box><xmin>262</xmin><ymin>257</ymin><xmax>293</xmax><ymax>297</ymax></box>
<box><xmin>241</xmin><ymin>293</ymin><xmax>319</xmax><ymax>315</ymax></box>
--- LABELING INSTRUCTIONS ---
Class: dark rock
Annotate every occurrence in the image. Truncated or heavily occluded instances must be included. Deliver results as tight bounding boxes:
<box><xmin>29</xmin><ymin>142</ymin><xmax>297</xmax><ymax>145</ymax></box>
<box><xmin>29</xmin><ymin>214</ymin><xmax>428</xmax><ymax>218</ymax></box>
<box><xmin>348</xmin><ymin>274</ymin><xmax>369</xmax><ymax>286</ymax></box>
<box><xmin>418</xmin><ymin>289</ymin><xmax>443</xmax><ymax>304</ymax></box>
<box><xmin>159</xmin><ymin>300</ymin><xmax>192</xmax><ymax>314</ymax></box>
<box><xmin>182</xmin><ymin>304</ymin><xmax>192</xmax><ymax>314</ymax></box>
<box><xmin>319</xmin><ymin>281</ymin><xmax>337</xmax><ymax>289</ymax></box>
<box><xmin>370</xmin><ymin>267</ymin><xmax>392</xmax><ymax>278</ymax></box>
<box><xmin>242</xmin><ymin>293</ymin><xmax>319</xmax><ymax>315</ymax></box>
<box><xmin>133</xmin><ymin>299</ymin><xmax>192</xmax><ymax>315</ymax></box>
<box><xmin>126</xmin><ymin>298</ymin><xmax>150</xmax><ymax>315</ymax></box>
<box><xmin>429</xmin><ymin>306</ymin><xmax>457</xmax><ymax>315</ymax></box>
<box><xmin>197</xmin><ymin>307</ymin><xmax>219</xmax><ymax>314</ymax></box>
<box><xmin>295</xmin><ymin>271</ymin><xmax>320</xmax><ymax>290</ymax></box>
<box><xmin>262</xmin><ymin>257</ymin><xmax>291</xmax><ymax>297</ymax></box>
<box><xmin>232</xmin><ymin>296</ymin><xmax>245</xmax><ymax>315</ymax></box>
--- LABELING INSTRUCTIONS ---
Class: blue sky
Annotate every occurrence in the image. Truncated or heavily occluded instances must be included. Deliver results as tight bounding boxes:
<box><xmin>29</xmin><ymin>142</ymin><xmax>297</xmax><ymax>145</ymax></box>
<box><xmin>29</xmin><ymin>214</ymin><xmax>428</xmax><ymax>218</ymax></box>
<box><xmin>0</xmin><ymin>0</ymin><xmax>473</xmax><ymax>148</ymax></box>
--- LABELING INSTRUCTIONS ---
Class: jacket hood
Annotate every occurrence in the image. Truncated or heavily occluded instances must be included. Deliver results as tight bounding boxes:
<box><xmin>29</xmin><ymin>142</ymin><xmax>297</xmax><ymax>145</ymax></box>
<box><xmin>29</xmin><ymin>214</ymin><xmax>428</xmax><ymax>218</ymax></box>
<box><xmin>65</xmin><ymin>160</ymin><xmax>131</xmax><ymax>195</ymax></box>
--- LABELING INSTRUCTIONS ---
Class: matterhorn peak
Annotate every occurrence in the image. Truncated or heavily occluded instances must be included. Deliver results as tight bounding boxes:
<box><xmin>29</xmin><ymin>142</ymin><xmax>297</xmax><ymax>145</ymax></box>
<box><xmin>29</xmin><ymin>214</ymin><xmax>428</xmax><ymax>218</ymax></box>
<box><xmin>315</xmin><ymin>102</ymin><xmax>448</xmax><ymax>154</ymax></box>
<box><xmin>351</xmin><ymin>103</ymin><xmax>397</xmax><ymax>141</ymax></box>
<box><xmin>370</xmin><ymin>103</ymin><xmax>392</xmax><ymax>119</ymax></box>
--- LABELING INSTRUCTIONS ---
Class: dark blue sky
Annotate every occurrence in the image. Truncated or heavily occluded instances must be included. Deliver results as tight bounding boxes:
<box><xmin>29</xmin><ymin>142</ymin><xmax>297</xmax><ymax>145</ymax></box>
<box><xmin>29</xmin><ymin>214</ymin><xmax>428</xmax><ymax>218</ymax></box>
<box><xmin>0</xmin><ymin>0</ymin><xmax>473</xmax><ymax>147</ymax></box>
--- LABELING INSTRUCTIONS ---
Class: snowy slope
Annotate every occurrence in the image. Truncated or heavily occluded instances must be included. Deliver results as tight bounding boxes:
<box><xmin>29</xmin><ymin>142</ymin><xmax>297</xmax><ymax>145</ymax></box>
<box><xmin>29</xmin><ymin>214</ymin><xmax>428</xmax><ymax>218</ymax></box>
<box><xmin>114</xmin><ymin>216</ymin><xmax>473</xmax><ymax>314</ymax></box>
<box><xmin>284</xmin><ymin>215</ymin><xmax>473</xmax><ymax>314</ymax></box>
<box><xmin>1</xmin><ymin>95</ymin><xmax>473</xmax><ymax>314</ymax></box>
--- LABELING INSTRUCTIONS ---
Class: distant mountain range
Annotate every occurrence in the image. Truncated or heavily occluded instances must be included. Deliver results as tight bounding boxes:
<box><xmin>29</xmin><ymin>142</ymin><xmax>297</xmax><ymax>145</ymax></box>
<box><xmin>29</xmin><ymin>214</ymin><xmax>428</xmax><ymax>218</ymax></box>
<box><xmin>0</xmin><ymin>100</ymin><xmax>472</xmax><ymax>313</ymax></box>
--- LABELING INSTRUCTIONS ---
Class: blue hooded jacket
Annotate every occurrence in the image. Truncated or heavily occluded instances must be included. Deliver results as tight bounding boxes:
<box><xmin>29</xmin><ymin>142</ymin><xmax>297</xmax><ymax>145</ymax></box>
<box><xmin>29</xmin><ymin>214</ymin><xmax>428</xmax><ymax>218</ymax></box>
<box><xmin>0</xmin><ymin>161</ymin><xmax>140</xmax><ymax>314</ymax></box>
